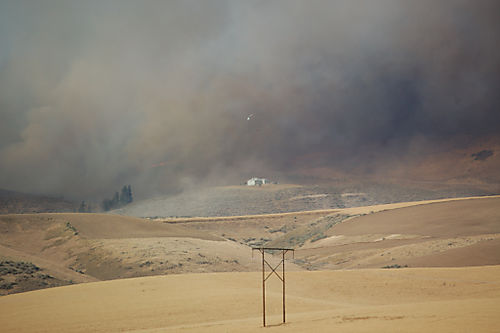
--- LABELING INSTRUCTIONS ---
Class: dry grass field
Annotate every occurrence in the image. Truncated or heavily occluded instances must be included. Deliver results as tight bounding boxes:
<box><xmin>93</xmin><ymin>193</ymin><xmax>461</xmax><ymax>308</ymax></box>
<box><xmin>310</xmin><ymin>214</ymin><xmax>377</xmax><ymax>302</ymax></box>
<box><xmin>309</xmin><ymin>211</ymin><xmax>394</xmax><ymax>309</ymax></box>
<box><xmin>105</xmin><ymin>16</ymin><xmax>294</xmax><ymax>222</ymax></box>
<box><xmin>0</xmin><ymin>266</ymin><xmax>499</xmax><ymax>332</ymax></box>
<box><xmin>0</xmin><ymin>195</ymin><xmax>499</xmax><ymax>331</ymax></box>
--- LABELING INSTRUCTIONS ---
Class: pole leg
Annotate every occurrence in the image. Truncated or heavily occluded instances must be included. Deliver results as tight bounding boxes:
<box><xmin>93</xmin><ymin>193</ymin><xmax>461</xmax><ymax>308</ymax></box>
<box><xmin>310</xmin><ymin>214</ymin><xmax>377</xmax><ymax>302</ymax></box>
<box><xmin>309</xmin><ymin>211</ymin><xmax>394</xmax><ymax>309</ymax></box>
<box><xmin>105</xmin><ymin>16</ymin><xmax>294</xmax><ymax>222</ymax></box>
<box><xmin>262</xmin><ymin>250</ymin><xmax>266</xmax><ymax>327</ymax></box>
<box><xmin>282</xmin><ymin>250</ymin><xmax>286</xmax><ymax>324</ymax></box>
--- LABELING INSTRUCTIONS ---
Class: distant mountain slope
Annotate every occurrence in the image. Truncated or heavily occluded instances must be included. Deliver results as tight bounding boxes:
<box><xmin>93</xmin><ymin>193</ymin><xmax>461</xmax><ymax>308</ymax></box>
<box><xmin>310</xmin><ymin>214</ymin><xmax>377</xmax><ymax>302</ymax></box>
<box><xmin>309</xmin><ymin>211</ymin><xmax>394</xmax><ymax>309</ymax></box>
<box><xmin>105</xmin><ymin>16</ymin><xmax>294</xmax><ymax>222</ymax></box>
<box><xmin>114</xmin><ymin>184</ymin><xmax>342</xmax><ymax>217</ymax></box>
<box><xmin>113</xmin><ymin>181</ymin><xmax>496</xmax><ymax>218</ymax></box>
<box><xmin>292</xmin><ymin>138</ymin><xmax>500</xmax><ymax>187</ymax></box>
<box><xmin>0</xmin><ymin>188</ymin><xmax>76</xmax><ymax>214</ymax></box>
<box><xmin>112</xmin><ymin>138</ymin><xmax>500</xmax><ymax>218</ymax></box>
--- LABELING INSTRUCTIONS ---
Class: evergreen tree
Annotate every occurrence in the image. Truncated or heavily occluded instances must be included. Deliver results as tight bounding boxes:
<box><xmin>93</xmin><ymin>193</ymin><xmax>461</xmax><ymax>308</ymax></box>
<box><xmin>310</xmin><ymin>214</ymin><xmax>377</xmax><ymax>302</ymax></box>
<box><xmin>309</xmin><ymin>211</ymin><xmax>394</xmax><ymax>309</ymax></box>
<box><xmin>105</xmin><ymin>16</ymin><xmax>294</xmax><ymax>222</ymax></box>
<box><xmin>78</xmin><ymin>201</ymin><xmax>87</xmax><ymax>213</ymax></box>
<box><xmin>127</xmin><ymin>185</ymin><xmax>133</xmax><ymax>203</ymax></box>
<box><xmin>102</xmin><ymin>199</ymin><xmax>111</xmax><ymax>211</ymax></box>
<box><xmin>101</xmin><ymin>185</ymin><xmax>133</xmax><ymax>212</ymax></box>
<box><xmin>120</xmin><ymin>185</ymin><xmax>128</xmax><ymax>205</ymax></box>
<box><xmin>112</xmin><ymin>192</ymin><xmax>119</xmax><ymax>207</ymax></box>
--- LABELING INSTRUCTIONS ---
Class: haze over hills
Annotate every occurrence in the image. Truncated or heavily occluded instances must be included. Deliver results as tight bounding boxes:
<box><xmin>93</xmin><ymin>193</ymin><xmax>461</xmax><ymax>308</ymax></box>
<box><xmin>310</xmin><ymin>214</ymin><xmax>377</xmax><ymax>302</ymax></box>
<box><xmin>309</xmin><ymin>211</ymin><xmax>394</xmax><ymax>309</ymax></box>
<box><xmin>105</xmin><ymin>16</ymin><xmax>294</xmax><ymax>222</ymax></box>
<box><xmin>292</xmin><ymin>138</ymin><xmax>500</xmax><ymax>186</ymax></box>
<box><xmin>1</xmin><ymin>1</ymin><xmax>499</xmax><ymax>201</ymax></box>
<box><xmin>113</xmin><ymin>180</ymin><xmax>497</xmax><ymax>218</ymax></box>
<box><xmin>0</xmin><ymin>138</ymin><xmax>498</xmax><ymax>216</ymax></box>
<box><xmin>113</xmin><ymin>140</ymin><xmax>499</xmax><ymax>218</ymax></box>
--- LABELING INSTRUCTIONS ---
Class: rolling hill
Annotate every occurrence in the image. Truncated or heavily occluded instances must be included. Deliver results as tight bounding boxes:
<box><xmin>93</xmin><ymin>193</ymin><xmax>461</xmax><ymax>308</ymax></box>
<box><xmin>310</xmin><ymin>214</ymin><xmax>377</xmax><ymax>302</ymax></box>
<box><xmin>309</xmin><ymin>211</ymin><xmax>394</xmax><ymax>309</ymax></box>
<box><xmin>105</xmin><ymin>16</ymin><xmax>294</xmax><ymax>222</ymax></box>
<box><xmin>1</xmin><ymin>196</ymin><xmax>499</xmax><ymax>296</ymax></box>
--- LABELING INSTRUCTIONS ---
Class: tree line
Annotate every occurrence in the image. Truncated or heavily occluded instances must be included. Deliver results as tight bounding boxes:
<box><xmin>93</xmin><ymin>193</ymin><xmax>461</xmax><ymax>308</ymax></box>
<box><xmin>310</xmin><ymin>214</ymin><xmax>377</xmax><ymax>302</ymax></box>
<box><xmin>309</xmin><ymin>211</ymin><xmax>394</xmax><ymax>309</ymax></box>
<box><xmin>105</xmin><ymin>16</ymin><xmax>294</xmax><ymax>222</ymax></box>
<box><xmin>101</xmin><ymin>185</ymin><xmax>133</xmax><ymax>211</ymax></box>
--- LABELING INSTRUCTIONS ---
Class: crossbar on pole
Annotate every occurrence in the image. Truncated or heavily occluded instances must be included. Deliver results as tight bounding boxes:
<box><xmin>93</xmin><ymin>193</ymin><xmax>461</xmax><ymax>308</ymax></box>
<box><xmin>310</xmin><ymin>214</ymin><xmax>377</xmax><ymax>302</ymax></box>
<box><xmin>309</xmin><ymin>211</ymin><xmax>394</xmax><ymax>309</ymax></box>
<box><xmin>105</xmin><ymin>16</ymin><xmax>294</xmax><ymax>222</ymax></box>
<box><xmin>252</xmin><ymin>247</ymin><xmax>294</xmax><ymax>327</ymax></box>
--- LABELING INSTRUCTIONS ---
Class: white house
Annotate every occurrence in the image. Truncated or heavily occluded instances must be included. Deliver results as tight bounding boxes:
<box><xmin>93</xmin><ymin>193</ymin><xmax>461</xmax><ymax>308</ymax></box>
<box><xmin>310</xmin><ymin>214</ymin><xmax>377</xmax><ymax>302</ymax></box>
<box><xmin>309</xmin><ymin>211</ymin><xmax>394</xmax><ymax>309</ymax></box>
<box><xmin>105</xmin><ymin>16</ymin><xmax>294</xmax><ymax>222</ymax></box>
<box><xmin>247</xmin><ymin>177</ymin><xmax>269</xmax><ymax>186</ymax></box>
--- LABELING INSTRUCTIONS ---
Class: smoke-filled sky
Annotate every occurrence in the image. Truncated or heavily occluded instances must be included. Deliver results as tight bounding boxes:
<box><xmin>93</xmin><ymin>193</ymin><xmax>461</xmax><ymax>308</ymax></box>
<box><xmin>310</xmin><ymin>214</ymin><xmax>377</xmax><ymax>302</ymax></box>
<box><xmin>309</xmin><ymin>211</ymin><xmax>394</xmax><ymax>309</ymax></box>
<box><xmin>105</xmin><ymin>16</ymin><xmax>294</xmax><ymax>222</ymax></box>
<box><xmin>1</xmin><ymin>0</ymin><xmax>499</xmax><ymax>199</ymax></box>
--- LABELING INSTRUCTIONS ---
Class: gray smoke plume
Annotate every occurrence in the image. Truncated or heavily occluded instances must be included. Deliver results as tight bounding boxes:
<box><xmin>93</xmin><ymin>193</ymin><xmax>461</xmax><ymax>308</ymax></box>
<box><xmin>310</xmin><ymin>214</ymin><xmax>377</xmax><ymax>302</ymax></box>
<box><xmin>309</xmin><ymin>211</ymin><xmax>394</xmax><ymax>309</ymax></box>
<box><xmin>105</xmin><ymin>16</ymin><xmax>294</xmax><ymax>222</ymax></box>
<box><xmin>0</xmin><ymin>0</ymin><xmax>499</xmax><ymax>199</ymax></box>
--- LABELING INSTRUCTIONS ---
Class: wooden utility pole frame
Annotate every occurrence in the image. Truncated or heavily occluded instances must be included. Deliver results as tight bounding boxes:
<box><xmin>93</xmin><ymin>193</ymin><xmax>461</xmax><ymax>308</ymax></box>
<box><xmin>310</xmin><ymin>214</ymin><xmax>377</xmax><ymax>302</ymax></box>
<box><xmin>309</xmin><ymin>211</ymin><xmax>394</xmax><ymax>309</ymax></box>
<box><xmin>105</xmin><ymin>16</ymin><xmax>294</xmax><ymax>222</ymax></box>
<box><xmin>252</xmin><ymin>247</ymin><xmax>294</xmax><ymax>327</ymax></box>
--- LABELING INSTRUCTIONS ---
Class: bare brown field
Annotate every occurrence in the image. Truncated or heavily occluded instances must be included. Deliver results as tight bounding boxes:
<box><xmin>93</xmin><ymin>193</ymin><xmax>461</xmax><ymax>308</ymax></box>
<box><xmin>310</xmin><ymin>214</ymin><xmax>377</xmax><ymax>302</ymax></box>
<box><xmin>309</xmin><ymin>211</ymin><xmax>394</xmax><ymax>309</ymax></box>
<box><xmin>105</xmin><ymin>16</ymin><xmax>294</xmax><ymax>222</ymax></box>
<box><xmin>0</xmin><ymin>266</ymin><xmax>499</xmax><ymax>332</ymax></box>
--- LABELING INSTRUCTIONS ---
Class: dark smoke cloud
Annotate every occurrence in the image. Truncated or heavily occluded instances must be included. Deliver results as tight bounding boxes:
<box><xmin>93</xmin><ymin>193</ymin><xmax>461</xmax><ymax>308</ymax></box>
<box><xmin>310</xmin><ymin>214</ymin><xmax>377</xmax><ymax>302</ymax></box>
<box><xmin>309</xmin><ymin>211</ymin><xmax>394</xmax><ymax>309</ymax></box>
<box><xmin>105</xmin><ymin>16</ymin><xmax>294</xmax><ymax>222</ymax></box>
<box><xmin>0</xmin><ymin>0</ymin><xmax>499</xmax><ymax>199</ymax></box>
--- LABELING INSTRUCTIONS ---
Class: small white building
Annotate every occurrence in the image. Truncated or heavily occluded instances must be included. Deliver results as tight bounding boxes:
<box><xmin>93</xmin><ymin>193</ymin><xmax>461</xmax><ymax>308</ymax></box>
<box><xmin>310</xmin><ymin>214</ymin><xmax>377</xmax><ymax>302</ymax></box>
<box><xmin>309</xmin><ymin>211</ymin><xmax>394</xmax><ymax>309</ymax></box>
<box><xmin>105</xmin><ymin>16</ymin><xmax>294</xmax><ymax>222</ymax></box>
<box><xmin>247</xmin><ymin>177</ymin><xmax>269</xmax><ymax>186</ymax></box>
